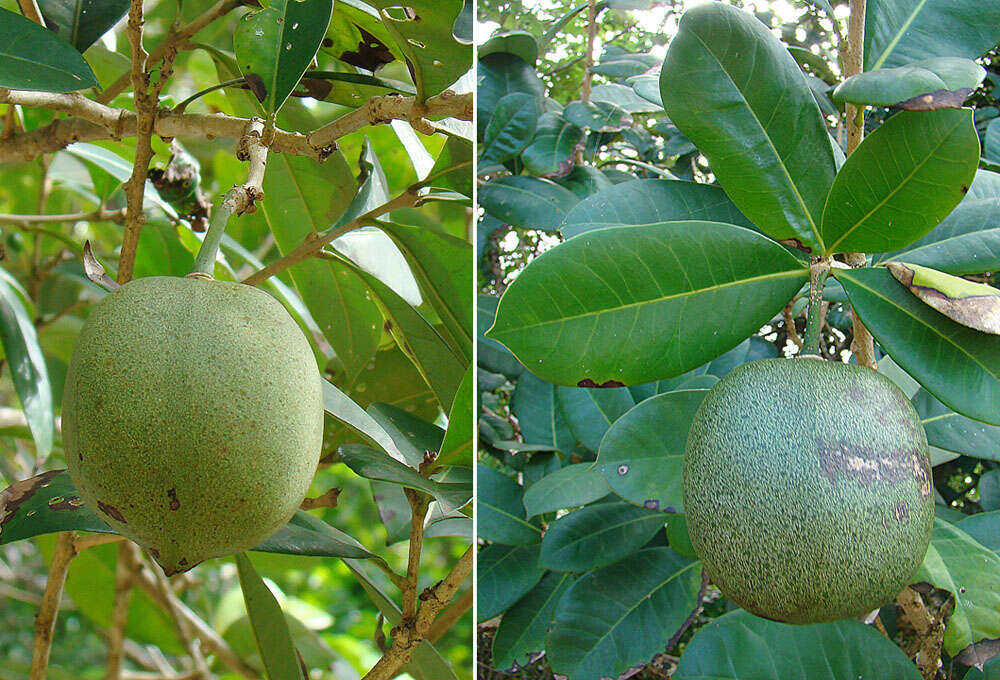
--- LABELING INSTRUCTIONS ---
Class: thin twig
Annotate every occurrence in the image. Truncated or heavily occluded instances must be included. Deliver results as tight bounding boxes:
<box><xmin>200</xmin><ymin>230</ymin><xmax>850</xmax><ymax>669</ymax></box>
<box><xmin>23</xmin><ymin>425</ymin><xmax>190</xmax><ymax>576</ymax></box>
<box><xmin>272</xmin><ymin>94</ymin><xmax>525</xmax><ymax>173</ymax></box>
<box><xmin>98</xmin><ymin>0</ymin><xmax>242</xmax><ymax>104</ymax></box>
<box><xmin>30</xmin><ymin>532</ymin><xmax>79</xmax><ymax>680</ymax></box>
<box><xmin>581</xmin><ymin>0</ymin><xmax>598</xmax><ymax>103</ymax></box>
<box><xmin>141</xmin><ymin>552</ymin><xmax>212</xmax><ymax>680</ymax></box>
<box><xmin>75</xmin><ymin>533</ymin><xmax>126</xmax><ymax>551</ymax></box>
<box><xmin>401</xmin><ymin>490</ymin><xmax>431</xmax><ymax>620</ymax></box>
<box><xmin>783</xmin><ymin>301</ymin><xmax>803</xmax><ymax>349</ymax></box>
<box><xmin>106</xmin><ymin>541</ymin><xmax>138</xmax><ymax>680</ymax></box>
<box><xmin>0</xmin><ymin>207</ymin><xmax>127</xmax><ymax>225</ymax></box>
<box><xmin>360</xmin><ymin>546</ymin><xmax>473</xmax><ymax>680</ymax></box>
<box><xmin>241</xmin><ymin>189</ymin><xmax>420</xmax><ymax>285</ymax></box>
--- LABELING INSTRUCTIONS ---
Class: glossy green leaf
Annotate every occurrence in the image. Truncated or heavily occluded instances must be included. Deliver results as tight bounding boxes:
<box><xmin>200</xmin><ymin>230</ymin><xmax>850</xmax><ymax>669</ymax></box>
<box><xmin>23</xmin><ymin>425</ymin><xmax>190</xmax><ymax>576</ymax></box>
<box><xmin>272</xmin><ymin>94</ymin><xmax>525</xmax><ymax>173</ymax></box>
<box><xmin>877</xmin><ymin>170</ymin><xmax>1000</xmax><ymax>275</ymax></box>
<box><xmin>438</xmin><ymin>365</ymin><xmax>473</xmax><ymax>467</ymax></box>
<box><xmin>540</xmin><ymin>502</ymin><xmax>665</xmax><ymax>572</ymax></box>
<box><xmin>559</xmin><ymin>178</ymin><xmax>752</xmax><ymax>239</ymax></box>
<box><xmin>477</xmin><ymin>53</ymin><xmax>545</xmax><ymax>139</ymax></box>
<box><xmin>666</xmin><ymin>514</ymin><xmax>697</xmax><ymax>558</ymax></box>
<box><xmin>478</xmin><ymin>175</ymin><xmax>580</xmax><ymax>231</ymax></box>
<box><xmin>833</xmin><ymin>58</ymin><xmax>985</xmax><ymax>108</ymax></box>
<box><xmin>837</xmin><ymin>267</ymin><xmax>1000</xmax><ymax>425</ymax></box>
<box><xmin>374</xmin><ymin>220</ymin><xmax>472</xmax><ymax>362</ymax></box>
<box><xmin>913</xmin><ymin>388</ymin><xmax>1000</xmax><ymax>461</ymax></box>
<box><xmin>478</xmin><ymin>464</ymin><xmax>542</xmax><ymax>545</ymax></box>
<box><xmin>865</xmin><ymin>0</ymin><xmax>1000</xmax><ymax>71</ymax></box>
<box><xmin>820</xmin><ymin>109</ymin><xmax>979</xmax><ymax>256</ymax></box>
<box><xmin>478</xmin><ymin>30</ymin><xmax>538</xmax><ymax>65</ymax></box>
<box><xmin>259</xmin><ymin>153</ymin><xmax>381</xmax><ymax>386</ymax></box>
<box><xmin>492</xmin><ymin>572</ymin><xmax>575</xmax><ymax>671</ymax></box>
<box><xmin>674</xmin><ymin>609</ymin><xmax>922</xmax><ymax>680</ymax></box>
<box><xmin>235</xmin><ymin>552</ymin><xmax>306</xmax><ymax>680</ymax></box>
<box><xmin>521</xmin><ymin>113</ymin><xmax>584</xmax><ymax>177</ymax></box>
<box><xmin>367</xmin><ymin>402</ymin><xmax>444</xmax><ymax>467</ymax></box>
<box><xmin>478</xmin><ymin>543</ymin><xmax>544</xmax><ymax>621</ymax></box>
<box><xmin>596</xmin><ymin>389</ymin><xmax>708</xmax><ymax>511</ymax></box>
<box><xmin>425</xmin><ymin>136</ymin><xmax>473</xmax><ymax>197</ymax></box>
<box><xmin>886</xmin><ymin>262</ymin><xmax>1000</xmax><ymax>334</ymax></box>
<box><xmin>234</xmin><ymin>0</ymin><xmax>333</xmax><ymax>114</ymax></box>
<box><xmin>554</xmin><ymin>165</ymin><xmax>615</xmax><ymax>199</ymax></box>
<box><xmin>0</xmin><ymin>8</ymin><xmax>98</xmax><ymax>92</ymax></box>
<box><xmin>563</xmin><ymin>100</ymin><xmax>633</xmax><ymax>132</ymax></box>
<box><xmin>370</xmin><ymin>0</ymin><xmax>470</xmax><ymax>101</ymax></box>
<box><xmin>327</xmin><ymin>253</ymin><xmax>464</xmax><ymax>409</ymax></box>
<box><xmin>38</xmin><ymin>0</ymin><xmax>129</xmax><ymax>52</ymax></box>
<box><xmin>0</xmin><ymin>270</ymin><xmax>53</xmax><ymax>457</ymax></box>
<box><xmin>479</xmin><ymin>93</ymin><xmax>540</xmax><ymax>166</ymax></box>
<box><xmin>915</xmin><ymin>519</ymin><xmax>1000</xmax><ymax>656</ymax></box>
<box><xmin>522</xmin><ymin>464</ymin><xmax>610</xmax><ymax>518</ymax></box>
<box><xmin>321</xmin><ymin>379</ymin><xmax>406</xmax><ymax>463</ymax></box>
<box><xmin>959</xmin><ymin>512</ymin><xmax>1000</xmax><ymax>556</ymax></box>
<box><xmin>338</xmin><ymin>445</ymin><xmax>471</xmax><ymax>511</ymax></box>
<box><xmin>555</xmin><ymin>384</ymin><xmax>633</xmax><ymax>452</ymax></box>
<box><xmin>659</xmin><ymin>2</ymin><xmax>836</xmax><ymax>249</ymax></box>
<box><xmin>478</xmin><ymin>295</ymin><xmax>524</xmax><ymax>378</ymax></box>
<box><xmin>488</xmin><ymin>221</ymin><xmax>808</xmax><ymax>387</ymax></box>
<box><xmin>252</xmin><ymin>510</ymin><xmax>379</xmax><ymax>559</ymax></box>
<box><xmin>980</xmin><ymin>470</ymin><xmax>1000</xmax><ymax>511</ymax></box>
<box><xmin>65</xmin><ymin>143</ymin><xmax>177</xmax><ymax>216</ymax></box>
<box><xmin>986</xmin><ymin>119</ymin><xmax>1000</xmax><ymax>166</ymax></box>
<box><xmin>510</xmin><ymin>371</ymin><xmax>575</xmax><ymax>453</ymax></box>
<box><xmin>300</xmin><ymin>70</ymin><xmax>415</xmax><ymax>106</ymax></box>
<box><xmin>547</xmin><ymin>547</ymin><xmax>703</xmax><ymax>680</ymax></box>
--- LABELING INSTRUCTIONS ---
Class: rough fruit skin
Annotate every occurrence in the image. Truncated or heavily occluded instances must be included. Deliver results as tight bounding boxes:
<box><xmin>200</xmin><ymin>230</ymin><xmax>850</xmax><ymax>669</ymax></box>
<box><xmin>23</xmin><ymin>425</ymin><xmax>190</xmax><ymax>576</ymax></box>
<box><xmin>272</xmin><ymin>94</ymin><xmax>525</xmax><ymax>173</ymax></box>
<box><xmin>683</xmin><ymin>357</ymin><xmax>932</xmax><ymax>624</ymax></box>
<box><xmin>63</xmin><ymin>276</ymin><xmax>323</xmax><ymax>575</ymax></box>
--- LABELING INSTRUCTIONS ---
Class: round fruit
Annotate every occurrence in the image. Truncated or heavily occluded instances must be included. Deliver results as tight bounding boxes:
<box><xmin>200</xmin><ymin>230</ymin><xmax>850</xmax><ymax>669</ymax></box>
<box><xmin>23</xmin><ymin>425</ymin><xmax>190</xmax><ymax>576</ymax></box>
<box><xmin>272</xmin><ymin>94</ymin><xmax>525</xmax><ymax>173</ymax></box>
<box><xmin>683</xmin><ymin>357</ymin><xmax>933</xmax><ymax>624</ymax></box>
<box><xmin>63</xmin><ymin>276</ymin><xmax>323</xmax><ymax>575</ymax></box>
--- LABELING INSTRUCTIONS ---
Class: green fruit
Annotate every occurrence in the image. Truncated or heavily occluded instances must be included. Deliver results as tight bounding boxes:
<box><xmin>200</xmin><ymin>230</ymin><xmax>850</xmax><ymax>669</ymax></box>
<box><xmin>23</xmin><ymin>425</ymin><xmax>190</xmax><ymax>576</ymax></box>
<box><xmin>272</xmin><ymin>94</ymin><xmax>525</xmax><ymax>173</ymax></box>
<box><xmin>63</xmin><ymin>276</ymin><xmax>323</xmax><ymax>575</ymax></box>
<box><xmin>683</xmin><ymin>357</ymin><xmax>933</xmax><ymax>624</ymax></box>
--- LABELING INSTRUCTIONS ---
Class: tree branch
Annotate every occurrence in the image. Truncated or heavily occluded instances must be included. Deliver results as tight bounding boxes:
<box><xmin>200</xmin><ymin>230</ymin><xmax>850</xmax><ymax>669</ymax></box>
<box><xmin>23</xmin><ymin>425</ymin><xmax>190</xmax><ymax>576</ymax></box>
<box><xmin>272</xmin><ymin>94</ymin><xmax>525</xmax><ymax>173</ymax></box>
<box><xmin>426</xmin><ymin>586</ymin><xmax>471</xmax><ymax>643</ymax></box>
<box><xmin>30</xmin><ymin>531</ymin><xmax>78</xmax><ymax>680</ymax></box>
<box><xmin>361</xmin><ymin>546</ymin><xmax>473</xmax><ymax>680</ymax></box>
<box><xmin>401</xmin><ymin>490</ymin><xmax>430</xmax><ymax>620</ymax></box>
<box><xmin>0</xmin><ymin>207</ymin><xmax>126</xmax><ymax>225</ymax></box>
<box><xmin>105</xmin><ymin>541</ymin><xmax>138</xmax><ymax>680</ymax></box>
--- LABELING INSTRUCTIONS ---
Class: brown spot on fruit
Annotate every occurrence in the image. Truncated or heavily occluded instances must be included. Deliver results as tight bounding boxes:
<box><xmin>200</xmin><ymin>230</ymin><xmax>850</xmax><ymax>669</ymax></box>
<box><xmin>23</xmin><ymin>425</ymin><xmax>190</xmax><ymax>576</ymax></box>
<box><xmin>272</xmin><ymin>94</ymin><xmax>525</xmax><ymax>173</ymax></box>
<box><xmin>167</xmin><ymin>488</ymin><xmax>180</xmax><ymax>511</ymax></box>
<box><xmin>815</xmin><ymin>439</ymin><xmax>928</xmax><ymax>490</ymax></box>
<box><xmin>97</xmin><ymin>500</ymin><xmax>127</xmax><ymax>523</ymax></box>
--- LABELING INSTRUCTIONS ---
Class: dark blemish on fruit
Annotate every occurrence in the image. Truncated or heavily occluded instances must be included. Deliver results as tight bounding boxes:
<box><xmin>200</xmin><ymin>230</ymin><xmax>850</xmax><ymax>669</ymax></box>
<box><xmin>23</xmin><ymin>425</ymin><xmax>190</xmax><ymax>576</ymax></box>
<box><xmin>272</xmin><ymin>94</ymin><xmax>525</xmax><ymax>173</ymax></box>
<box><xmin>97</xmin><ymin>500</ymin><xmax>127</xmax><ymax>523</ymax></box>
<box><xmin>167</xmin><ymin>488</ymin><xmax>180</xmax><ymax>511</ymax></box>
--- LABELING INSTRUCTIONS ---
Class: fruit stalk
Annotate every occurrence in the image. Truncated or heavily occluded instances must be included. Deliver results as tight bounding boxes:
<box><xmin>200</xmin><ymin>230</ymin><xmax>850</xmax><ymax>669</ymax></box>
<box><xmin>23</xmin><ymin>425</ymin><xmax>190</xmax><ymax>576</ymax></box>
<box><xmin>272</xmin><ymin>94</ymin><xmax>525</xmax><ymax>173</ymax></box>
<box><xmin>189</xmin><ymin>119</ymin><xmax>269</xmax><ymax>278</ymax></box>
<box><xmin>802</xmin><ymin>257</ymin><xmax>830</xmax><ymax>356</ymax></box>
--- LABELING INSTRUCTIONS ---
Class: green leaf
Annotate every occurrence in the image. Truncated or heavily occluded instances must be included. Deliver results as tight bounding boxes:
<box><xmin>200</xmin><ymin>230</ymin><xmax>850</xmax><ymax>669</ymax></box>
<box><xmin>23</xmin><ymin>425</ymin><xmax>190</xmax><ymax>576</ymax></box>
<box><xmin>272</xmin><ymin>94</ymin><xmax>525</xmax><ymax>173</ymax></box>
<box><xmin>522</xmin><ymin>463</ymin><xmax>610</xmax><ymax>518</ymax></box>
<box><xmin>820</xmin><ymin>109</ymin><xmax>979</xmax><ymax>256</ymax></box>
<box><xmin>913</xmin><ymin>388</ymin><xmax>1000</xmax><ymax>461</ymax></box>
<box><xmin>338</xmin><ymin>445</ymin><xmax>471</xmax><ymax>511</ymax></box>
<box><xmin>259</xmin><ymin>154</ymin><xmax>382</xmax><ymax>385</ymax></box>
<box><xmin>836</xmin><ymin>267</ymin><xmax>1000</xmax><ymax>425</ymax></box>
<box><xmin>327</xmin><ymin>253</ymin><xmax>465</xmax><ymax>409</ymax></box>
<box><xmin>0</xmin><ymin>269</ymin><xmax>53</xmax><ymax>457</ymax></box>
<box><xmin>252</xmin><ymin>510</ymin><xmax>379</xmax><ymax>559</ymax></box>
<box><xmin>437</xmin><ymin>365</ymin><xmax>473</xmax><ymax>467</ymax></box>
<box><xmin>478</xmin><ymin>543</ymin><xmax>544</xmax><ymax>621</ymax></box>
<box><xmin>492</xmin><ymin>573</ymin><xmax>575</xmax><ymax>671</ymax></box>
<box><xmin>986</xmin><ymin>119</ymin><xmax>1000</xmax><ymax>166</ymax></box>
<box><xmin>477</xmin><ymin>464</ymin><xmax>542</xmax><ymax>545</ymax></box>
<box><xmin>659</xmin><ymin>2</ymin><xmax>836</xmax><ymax>250</ymax></box>
<box><xmin>958</xmin><ymin>512</ymin><xmax>1000</xmax><ymax>555</ymax></box>
<box><xmin>547</xmin><ymin>547</ymin><xmax>703</xmax><ymax>680</ymax></box>
<box><xmin>0</xmin><ymin>7</ymin><xmax>98</xmax><ymax>92</ymax></box>
<box><xmin>865</xmin><ymin>0</ymin><xmax>1000</xmax><ymax>71</ymax></box>
<box><xmin>832</xmin><ymin>57</ymin><xmax>985</xmax><ymax>108</ymax></box>
<box><xmin>478</xmin><ymin>30</ymin><xmax>538</xmax><ymax>65</ymax></box>
<box><xmin>510</xmin><ymin>371</ymin><xmax>574</xmax><ymax>452</ymax></box>
<box><xmin>595</xmin><ymin>389</ymin><xmax>708</xmax><ymax>512</ymax></box>
<box><xmin>321</xmin><ymin>379</ymin><xmax>406</xmax><ymax>463</ymax></box>
<box><xmin>425</xmin><ymin>136</ymin><xmax>473</xmax><ymax>197</ymax></box>
<box><xmin>0</xmin><ymin>469</ymin><xmax>109</xmax><ymax>545</ymax></box>
<box><xmin>521</xmin><ymin>113</ymin><xmax>584</xmax><ymax>178</ymax></box>
<box><xmin>64</xmin><ymin>143</ymin><xmax>176</xmax><ymax>216</ymax></box>
<box><xmin>555</xmin><ymin>385</ymin><xmax>634</xmax><ymax>452</ymax></box>
<box><xmin>477</xmin><ymin>53</ymin><xmax>545</xmax><ymax>139</ymax></box>
<box><xmin>234</xmin><ymin>0</ymin><xmax>333</xmax><ymax>114</ymax></box>
<box><xmin>374</xmin><ymin>220</ymin><xmax>472</xmax><ymax>362</ymax></box>
<box><xmin>591</xmin><ymin>46</ymin><xmax>659</xmax><ymax>79</ymax></box>
<box><xmin>915</xmin><ymin>519</ymin><xmax>1000</xmax><ymax>656</ymax></box>
<box><xmin>980</xmin><ymin>470</ymin><xmax>1000</xmax><ymax>511</ymax></box>
<box><xmin>479</xmin><ymin>93</ymin><xmax>540</xmax><ymax>167</ymax></box>
<box><xmin>299</xmin><ymin>70</ymin><xmax>415</xmax><ymax>107</ymax></box>
<box><xmin>886</xmin><ymin>262</ymin><xmax>1000</xmax><ymax>335</ymax></box>
<box><xmin>369</xmin><ymin>0</ymin><xmax>470</xmax><ymax>101</ymax></box>
<box><xmin>540</xmin><ymin>502</ymin><xmax>665</xmax><ymax>572</ymax></box>
<box><xmin>562</xmin><ymin>100</ymin><xmax>633</xmax><ymax>133</ymax></box>
<box><xmin>487</xmin><ymin>221</ymin><xmax>808</xmax><ymax>387</ymax></box>
<box><xmin>559</xmin><ymin>178</ymin><xmax>753</xmax><ymax>239</ymax></box>
<box><xmin>367</xmin><ymin>402</ymin><xmax>444</xmax><ymax>467</ymax></box>
<box><xmin>673</xmin><ymin>609</ymin><xmax>923</xmax><ymax>680</ymax></box>
<box><xmin>876</xmin><ymin>169</ymin><xmax>1000</xmax><ymax>275</ymax></box>
<box><xmin>478</xmin><ymin>175</ymin><xmax>580</xmax><ymax>230</ymax></box>
<box><xmin>236</xmin><ymin>553</ymin><xmax>306</xmax><ymax>680</ymax></box>
<box><xmin>38</xmin><ymin>0</ymin><xmax>129</xmax><ymax>52</ymax></box>
<box><xmin>478</xmin><ymin>295</ymin><xmax>524</xmax><ymax>378</ymax></box>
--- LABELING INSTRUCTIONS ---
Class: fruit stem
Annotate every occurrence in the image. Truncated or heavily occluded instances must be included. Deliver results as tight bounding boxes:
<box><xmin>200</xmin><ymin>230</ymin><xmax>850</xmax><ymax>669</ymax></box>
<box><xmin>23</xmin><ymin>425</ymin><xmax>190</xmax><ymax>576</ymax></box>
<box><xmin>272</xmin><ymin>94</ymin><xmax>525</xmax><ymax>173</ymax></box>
<box><xmin>802</xmin><ymin>257</ymin><xmax>831</xmax><ymax>356</ymax></box>
<box><xmin>188</xmin><ymin>188</ymin><xmax>240</xmax><ymax>277</ymax></box>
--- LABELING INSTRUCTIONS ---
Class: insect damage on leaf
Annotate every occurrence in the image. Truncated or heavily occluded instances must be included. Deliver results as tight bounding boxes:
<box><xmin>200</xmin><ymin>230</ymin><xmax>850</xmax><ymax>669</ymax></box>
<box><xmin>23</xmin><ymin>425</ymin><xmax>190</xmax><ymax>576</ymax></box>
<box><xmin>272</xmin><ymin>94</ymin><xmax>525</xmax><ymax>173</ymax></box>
<box><xmin>887</xmin><ymin>262</ymin><xmax>1000</xmax><ymax>335</ymax></box>
<box><xmin>895</xmin><ymin>88</ymin><xmax>975</xmax><ymax>111</ymax></box>
<box><xmin>340</xmin><ymin>27</ymin><xmax>395</xmax><ymax>71</ymax></box>
<box><xmin>244</xmin><ymin>73</ymin><xmax>268</xmax><ymax>102</ymax></box>
<box><xmin>0</xmin><ymin>469</ymin><xmax>63</xmax><ymax>536</ymax></box>
<box><xmin>577</xmin><ymin>379</ymin><xmax>626</xmax><ymax>388</ymax></box>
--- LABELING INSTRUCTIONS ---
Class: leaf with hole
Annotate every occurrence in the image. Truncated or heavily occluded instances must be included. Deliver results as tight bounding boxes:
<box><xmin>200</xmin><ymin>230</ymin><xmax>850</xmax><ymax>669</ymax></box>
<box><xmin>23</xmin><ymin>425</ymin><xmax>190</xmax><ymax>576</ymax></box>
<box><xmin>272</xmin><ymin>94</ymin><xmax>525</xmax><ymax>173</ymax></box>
<box><xmin>234</xmin><ymin>0</ymin><xmax>333</xmax><ymax>114</ymax></box>
<box><xmin>659</xmin><ymin>2</ymin><xmax>836</xmax><ymax>250</ymax></box>
<box><xmin>487</xmin><ymin>221</ymin><xmax>808</xmax><ymax>387</ymax></box>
